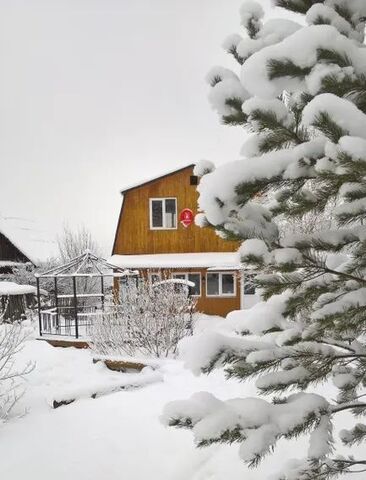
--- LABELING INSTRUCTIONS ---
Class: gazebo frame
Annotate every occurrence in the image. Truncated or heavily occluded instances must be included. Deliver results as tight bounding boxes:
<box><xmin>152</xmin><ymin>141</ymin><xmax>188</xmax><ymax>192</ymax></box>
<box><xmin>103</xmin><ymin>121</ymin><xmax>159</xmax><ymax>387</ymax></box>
<box><xmin>36</xmin><ymin>250</ymin><xmax>135</xmax><ymax>339</ymax></box>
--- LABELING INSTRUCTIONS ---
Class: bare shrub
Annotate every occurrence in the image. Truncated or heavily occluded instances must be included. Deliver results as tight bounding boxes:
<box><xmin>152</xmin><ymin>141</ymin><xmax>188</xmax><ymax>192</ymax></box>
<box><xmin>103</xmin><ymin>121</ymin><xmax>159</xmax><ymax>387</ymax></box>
<box><xmin>90</xmin><ymin>279</ymin><xmax>196</xmax><ymax>358</ymax></box>
<box><xmin>0</xmin><ymin>297</ymin><xmax>33</xmax><ymax>421</ymax></box>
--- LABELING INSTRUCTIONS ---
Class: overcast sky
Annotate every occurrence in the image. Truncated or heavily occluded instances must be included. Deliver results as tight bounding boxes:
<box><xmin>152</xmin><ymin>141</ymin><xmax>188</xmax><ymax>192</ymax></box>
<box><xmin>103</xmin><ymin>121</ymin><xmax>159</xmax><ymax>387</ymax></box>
<box><xmin>0</xmin><ymin>0</ymin><xmax>287</xmax><ymax>254</ymax></box>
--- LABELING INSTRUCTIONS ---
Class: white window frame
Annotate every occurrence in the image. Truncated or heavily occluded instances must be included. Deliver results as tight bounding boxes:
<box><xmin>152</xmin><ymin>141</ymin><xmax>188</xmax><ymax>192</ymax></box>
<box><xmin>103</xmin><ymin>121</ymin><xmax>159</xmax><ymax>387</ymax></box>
<box><xmin>149</xmin><ymin>197</ymin><xmax>178</xmax><ymax>230</ymax></box>
<box><xmin>206</xmin><ymin>271</ymin><xmax>236</xmax><ymax>297</ymax></box>
<box><xmin>172</xmin><ymin>272</ymin><xmax>201</xmax><ymax>297</ymax></box>
<box><xmin>148</xmin><ymin>272</ymin><xmax>161</xmax><ymax>284</ymax></box>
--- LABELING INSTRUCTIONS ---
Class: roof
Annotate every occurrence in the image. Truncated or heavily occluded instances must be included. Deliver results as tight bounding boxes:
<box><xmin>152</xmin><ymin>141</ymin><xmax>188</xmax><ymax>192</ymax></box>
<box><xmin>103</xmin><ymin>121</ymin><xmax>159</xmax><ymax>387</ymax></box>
<box><xmin>120</xmin><ymin>163</ymin><xmax>195</xmax><ymax>194</ymax></box>
<box><xmin>0</xmin><ymin>215</ymin><xmax>59</xmax><ymax>266</ymax></box>
<box><xmin>0</xmin><ymin>281</ymin><xmax>38</xmax><ymax>296</ymax></box>
<box><xmin>109</xmin><ymin>252</ymin><xmax>241</xmax><ymax>270</ymax></box>
<box><xmin>38</xmin><ymin>250</ymin><xmax>136</xmax><ymax>278</ymax></box>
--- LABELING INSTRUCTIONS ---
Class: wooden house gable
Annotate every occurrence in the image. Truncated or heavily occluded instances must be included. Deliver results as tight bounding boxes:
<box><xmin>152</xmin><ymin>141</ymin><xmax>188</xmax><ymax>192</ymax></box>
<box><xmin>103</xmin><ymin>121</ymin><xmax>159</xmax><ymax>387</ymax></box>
<box><xmin>113</xmin><ymin>165</ymin><xmax>239</xmax><ymax>255</ymax></box>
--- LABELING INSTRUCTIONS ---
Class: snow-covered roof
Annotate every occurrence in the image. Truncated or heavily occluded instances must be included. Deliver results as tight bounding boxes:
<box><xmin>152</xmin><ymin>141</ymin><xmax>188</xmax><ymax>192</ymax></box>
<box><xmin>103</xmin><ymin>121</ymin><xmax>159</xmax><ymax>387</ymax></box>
<box><xmin>121</xmin><ymin>163</ymin><xmax>195</xmax><ymax>193</ymax></box>
<box><xmin>0</xmin><ymin>261</ymin><xmax>26</xmax><ymax>267</ymax></box>
<box><xmin>109</xmin><ymin>252</ymin><xmax>241</xmax><ymax>270</ymax></box>
<box><xmin>0</xmin><ymin>215</ymin><xmax>59</xmax><ymax>266</ymax></box>
<box><xmin>0</xmin><ymin>281</ymin><xmax>38</xmax><ymax>296</ymax></box>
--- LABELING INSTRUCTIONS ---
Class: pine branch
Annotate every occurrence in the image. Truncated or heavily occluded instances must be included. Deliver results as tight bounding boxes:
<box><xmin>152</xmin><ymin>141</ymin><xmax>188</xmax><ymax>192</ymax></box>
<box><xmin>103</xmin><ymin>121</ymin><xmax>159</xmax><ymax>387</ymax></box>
<box><xmin>320</xmin><ymin>73</ymin><xmax>366</xmax><ymax>113</ymax></box>
<box><xmin>332</xmin><ymin>5</ymin><xmax>354</xmax><ymax>27</ymax></box>
<box><xmin>222</xmin><ymin>97</ymin><xmax>247</xmax><ymax>126</ymax></box>
<box><xmin>227</xmin><ymin>46</ymin><xmax>244</xmax><ymax>65</ymax></box>
<box><xmin>332</xmin><ymin>403</ymin><xmax>366</xmax><ymax>414</ymax></box>
<box><xmin>274</xmin><ymin>0</ymin><xmax>322</xmax><ymax>15</ymax></box>
<box><xmin>247</xmin><ymin>109</ymin><xmax>309</xmax><ymax>150</ymax></box>
<box><xmin>316</xmin><ymin>48</ymin><xmax>353</xmax><ymax>68</ymax></box>
<box><xmin>311</xmin><ymin>111</ymin><xmax>348</xmax><ymax>143</ymax></box>
<box><xmin>246</xmin><ymin>18</ymin><xmax>260</xmax><ymax>40</ymax></box>
<box><xmin>268</xmin><ymin>59</ymin><xmax>312</xmax><ymax>80</ymax></box>
<box><xmin>311</xmin><ymin>16</ymin><xmax>331</xmax><ymax>26</ymax></box>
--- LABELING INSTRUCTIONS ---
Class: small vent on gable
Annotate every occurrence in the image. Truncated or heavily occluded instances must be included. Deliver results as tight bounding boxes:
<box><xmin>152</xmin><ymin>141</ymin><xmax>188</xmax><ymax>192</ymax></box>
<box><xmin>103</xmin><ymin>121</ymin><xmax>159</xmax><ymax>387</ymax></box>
<box><xmin>190</xmin><ymin>175</ymin><xmax>198</xmax><ymax>186</ymax></box>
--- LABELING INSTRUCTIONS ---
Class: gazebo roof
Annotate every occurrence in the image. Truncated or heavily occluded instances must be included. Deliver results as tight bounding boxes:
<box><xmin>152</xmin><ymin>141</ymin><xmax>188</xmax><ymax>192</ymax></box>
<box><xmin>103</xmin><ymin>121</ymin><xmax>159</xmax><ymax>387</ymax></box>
<box><xmin>36</xmin><ymin>250</ymin><xmax>136</xmax><ymax>278</ymax></box>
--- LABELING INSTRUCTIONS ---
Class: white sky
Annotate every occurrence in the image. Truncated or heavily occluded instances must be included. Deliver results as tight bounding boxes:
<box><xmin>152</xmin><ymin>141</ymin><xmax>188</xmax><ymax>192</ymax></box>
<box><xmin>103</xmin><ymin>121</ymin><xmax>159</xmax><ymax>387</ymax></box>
<box><xmin>0</xmin><ymin>0</ymin><xmax>287</xmax><ymax>254</ymax></box>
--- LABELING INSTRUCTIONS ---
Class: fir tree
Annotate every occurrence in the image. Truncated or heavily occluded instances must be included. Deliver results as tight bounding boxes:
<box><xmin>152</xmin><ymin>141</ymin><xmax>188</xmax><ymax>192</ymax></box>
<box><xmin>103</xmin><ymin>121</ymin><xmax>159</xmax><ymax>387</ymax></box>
<box><xmin>163</xmin><ymin>1</ymin><xmax>366</xmax><ymax>478</ymax></box>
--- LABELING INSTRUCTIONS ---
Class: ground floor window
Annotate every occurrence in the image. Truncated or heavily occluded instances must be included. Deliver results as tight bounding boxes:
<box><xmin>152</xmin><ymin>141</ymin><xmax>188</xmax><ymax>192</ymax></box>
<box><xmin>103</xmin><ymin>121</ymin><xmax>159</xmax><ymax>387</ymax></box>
<box><xmin>148</xmin><ymin>272</ymin><xmax>161</xmax><ymax>284</ymax></box>
<box><xmin>172</xmin><ymin>272</ymin><xmax>201</xmax><ymax>296</ymax></box>
<box><xmin>206</xmin><ymin>272</ymin><xmax>236</xmax><ymax>297</ymax></box>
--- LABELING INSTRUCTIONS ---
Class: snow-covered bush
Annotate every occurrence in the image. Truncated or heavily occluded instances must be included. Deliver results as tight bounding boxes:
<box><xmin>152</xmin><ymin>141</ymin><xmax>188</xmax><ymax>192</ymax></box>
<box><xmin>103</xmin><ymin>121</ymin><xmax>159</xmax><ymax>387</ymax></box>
<box><xmin>90</xmin><ymin>279</ymin><xmax>195</xmax><ymax>358</ymax></box>
<box><xmin>0</xmin><ymin>298</ymin><xmax>32</xmax><ymax>422</ymax></box>
<box><xmin>164</xmin><ymin>1</ymin><xmax>366</xmax><ymax>478</ymax></box>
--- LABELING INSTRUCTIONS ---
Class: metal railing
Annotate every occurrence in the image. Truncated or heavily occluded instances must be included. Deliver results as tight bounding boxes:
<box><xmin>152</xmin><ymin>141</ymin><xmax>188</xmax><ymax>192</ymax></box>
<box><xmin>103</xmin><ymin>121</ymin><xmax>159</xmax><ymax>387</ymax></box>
<box><xmin>39</xmin><ymin>304</ymin><xmax>118</xmax><ymax>338</ymax></box>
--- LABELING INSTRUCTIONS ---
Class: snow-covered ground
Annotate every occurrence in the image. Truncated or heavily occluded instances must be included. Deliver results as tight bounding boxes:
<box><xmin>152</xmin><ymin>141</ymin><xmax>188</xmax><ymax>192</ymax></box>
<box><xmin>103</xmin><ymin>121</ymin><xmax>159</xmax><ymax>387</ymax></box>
<box><xmin>0</xmin><ymin>323</ymin><xmax>359</xmax><ymax>480</ymax></box>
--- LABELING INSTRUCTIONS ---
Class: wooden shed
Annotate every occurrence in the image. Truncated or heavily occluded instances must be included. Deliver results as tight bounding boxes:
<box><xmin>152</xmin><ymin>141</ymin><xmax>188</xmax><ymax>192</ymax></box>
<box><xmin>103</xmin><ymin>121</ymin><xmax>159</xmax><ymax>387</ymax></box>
<box><xmin>0</xmin><ymin>281</ymin><xmax>45</xmax><ymax>321</ymax></box>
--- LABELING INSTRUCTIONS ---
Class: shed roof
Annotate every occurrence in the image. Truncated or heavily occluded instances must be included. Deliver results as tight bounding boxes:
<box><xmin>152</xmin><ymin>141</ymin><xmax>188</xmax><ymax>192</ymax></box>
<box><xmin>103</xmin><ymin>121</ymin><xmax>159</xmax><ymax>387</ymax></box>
<box><xmin>0</xmin><ymin>281</ymin><xmax>38</xmax><ymax>296</ymax></box>
<box><xmin>0</xmin><ymin>215</ymin><xmax>59</xmax><ymax>266</ymax></box>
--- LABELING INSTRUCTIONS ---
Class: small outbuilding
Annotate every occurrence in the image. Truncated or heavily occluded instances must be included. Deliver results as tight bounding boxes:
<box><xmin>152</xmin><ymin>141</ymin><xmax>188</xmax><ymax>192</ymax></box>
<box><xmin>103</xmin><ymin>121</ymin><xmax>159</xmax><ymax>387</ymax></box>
<box><xmin>0</xmin><ymin>281</ymin><xmax>47</xmax><ymax>321</ymax></box>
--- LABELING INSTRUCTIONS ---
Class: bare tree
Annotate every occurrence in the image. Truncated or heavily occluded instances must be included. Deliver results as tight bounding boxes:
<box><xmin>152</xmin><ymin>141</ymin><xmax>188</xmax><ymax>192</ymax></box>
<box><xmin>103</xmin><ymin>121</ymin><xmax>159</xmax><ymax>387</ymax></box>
<box><xmin>57</xmin><ymin>224</ymin><xmax>102</xmax><ymax>262</ymax></box>
<box><xmin>56</xmin><ymin>225</ymin><xmax>102</xmax><ymax>300</ymax></box>
<box><xmin>0</xmin><ymin>298</ymin><xmax>33</xmax><ymax>421</ymax></box>
<box><xmin>90</xmin><ymin>278</ymin><xmax>196</xmax><ymax>358</ymax></box>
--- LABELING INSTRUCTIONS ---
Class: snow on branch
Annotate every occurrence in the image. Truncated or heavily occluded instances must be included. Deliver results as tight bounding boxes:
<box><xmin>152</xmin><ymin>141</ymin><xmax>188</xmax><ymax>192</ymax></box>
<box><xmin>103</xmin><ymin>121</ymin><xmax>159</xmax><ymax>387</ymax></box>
<box><xmin>162</xmin><ymin>392</ymin><xmax>330</xmax><ymax>466</ymax></box>
<box><xmin>241</xmin><ymin>25</ymin><xmax>366</xmax><ymax>98</ymax></box>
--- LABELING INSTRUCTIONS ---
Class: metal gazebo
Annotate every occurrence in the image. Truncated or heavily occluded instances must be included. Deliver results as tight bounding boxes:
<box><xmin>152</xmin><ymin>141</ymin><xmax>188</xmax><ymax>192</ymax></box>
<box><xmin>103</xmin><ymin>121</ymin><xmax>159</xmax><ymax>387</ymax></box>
<box><xmin>36</xmin><ymin>250</ymin><xmax>136</xmax><ymax>339</ymax></box>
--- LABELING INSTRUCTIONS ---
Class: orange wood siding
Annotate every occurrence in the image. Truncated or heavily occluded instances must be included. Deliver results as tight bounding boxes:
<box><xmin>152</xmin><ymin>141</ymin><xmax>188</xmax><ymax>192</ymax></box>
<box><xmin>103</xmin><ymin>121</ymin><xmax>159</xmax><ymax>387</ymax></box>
<box><xmin>117</xmin><ymin>268</ymin><xmax>241</xmax><ymax>318</ymax></box>
<box><xmin>113</xmin><ymin>166</ymin><xmax>239</xmax><ymax>255</ymax></box>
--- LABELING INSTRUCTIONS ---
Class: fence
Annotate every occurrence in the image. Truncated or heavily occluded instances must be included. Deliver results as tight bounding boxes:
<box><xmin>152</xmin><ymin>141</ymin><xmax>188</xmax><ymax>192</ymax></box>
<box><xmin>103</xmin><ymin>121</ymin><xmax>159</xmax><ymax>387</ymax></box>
<box><xmin>39</xmin><ymin>305</ymin><xmax>118</xmax><ymax>338</ymax></box>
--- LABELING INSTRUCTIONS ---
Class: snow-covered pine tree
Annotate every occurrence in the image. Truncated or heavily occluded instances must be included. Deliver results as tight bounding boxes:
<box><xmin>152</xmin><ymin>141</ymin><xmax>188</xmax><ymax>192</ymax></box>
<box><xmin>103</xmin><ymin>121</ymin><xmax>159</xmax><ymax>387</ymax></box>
<box><xmin>163</xmin><ymin>1</ymin><xmax>366</xmax><ymax>478</ymax></box>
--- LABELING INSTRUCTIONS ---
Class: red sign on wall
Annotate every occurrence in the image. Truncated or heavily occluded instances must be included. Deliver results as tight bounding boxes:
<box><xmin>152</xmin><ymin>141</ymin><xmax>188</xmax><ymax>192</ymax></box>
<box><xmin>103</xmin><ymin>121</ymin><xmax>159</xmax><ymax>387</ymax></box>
<box><xmin>179</xmin><ymin>208</ymin><xmax>194</xmax><ymax>228</ymax></box>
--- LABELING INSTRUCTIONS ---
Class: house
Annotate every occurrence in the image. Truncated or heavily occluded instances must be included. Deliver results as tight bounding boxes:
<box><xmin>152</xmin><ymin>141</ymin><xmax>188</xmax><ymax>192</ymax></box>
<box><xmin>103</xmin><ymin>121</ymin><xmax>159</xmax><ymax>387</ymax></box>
<box><xmin>0</xmin><ymin>215</ymin><xmax>58</xmax><ymax>274</ymax></box>
<box><xmin>110</xmin><ymin>164</ymin><xmax>258</xmax><ymax>317</ymax></box>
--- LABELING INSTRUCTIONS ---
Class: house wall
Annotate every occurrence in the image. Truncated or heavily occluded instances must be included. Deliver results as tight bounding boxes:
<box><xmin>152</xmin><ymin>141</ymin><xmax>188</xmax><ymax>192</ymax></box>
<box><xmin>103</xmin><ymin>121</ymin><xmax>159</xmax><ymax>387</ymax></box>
<box><xmin>113</xmin><ymin>166</ymin><xmax>239</xmax><ymax>255</ymax></box>
<box><xmin>117</xmin><ymin>268</ymin><xmax>242</xmax><ymax>318</ymax></box>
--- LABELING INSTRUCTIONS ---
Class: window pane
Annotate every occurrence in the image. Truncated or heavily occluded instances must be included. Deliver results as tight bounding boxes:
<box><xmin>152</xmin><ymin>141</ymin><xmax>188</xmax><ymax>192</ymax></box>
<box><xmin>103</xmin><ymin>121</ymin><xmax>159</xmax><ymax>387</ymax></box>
<box><xmin>149</xmin><ymin>273</ymin><xmax>161</xmax><ymax>284</ymax></box>
<box><xmin>173</xmin><ymin>273</ymin><xmax>186</xmax><ymax>280</ymax></box>
<box><xmin>207</xmin><ymin>273</ymin><xmax>219</xmax><ymax>296</ymax></box>
<box><xmin>165</xmin><ymin>199</ymin><xmax>177</xmax><ymax>228</ymax></box>
<box><xmin>188</xmin><ymin>274</ymin><xmax>201</xmax><ymax>296</ymax></box>
<box><xmin>151</xmin><ymin>200</ymin><xmax>163</xmax><ymax>227</ymax></box>
<box><xmin>244</xmin><ymin>274</ymin><xmax>256</xmax><ymax>295</ymax></box>
<box><xmin>222</xmin><ymin>274</ymin><xmax>235</xmax><ymax>295</ymax></box>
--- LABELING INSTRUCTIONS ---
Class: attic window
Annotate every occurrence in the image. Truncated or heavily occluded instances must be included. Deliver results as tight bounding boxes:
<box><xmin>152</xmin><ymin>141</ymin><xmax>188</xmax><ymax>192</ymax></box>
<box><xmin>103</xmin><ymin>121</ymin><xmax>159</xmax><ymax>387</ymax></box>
<box><xmin>190</xmin><ymin>175</ymin><xmax>198</xmax><ymax>186</ymax></box>
<box><xmin>149</xmin><ymin>198</ymin><xmax>177</xmax><ymax>229</ymax></box>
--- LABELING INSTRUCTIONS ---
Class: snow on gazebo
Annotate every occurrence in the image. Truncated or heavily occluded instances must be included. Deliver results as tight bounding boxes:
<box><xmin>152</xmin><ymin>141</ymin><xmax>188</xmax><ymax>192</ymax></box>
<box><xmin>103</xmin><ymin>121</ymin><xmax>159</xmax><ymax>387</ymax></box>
<box><xmin>36</xmin><ymin>250</ymin><xmax>136</xmax><ymax>339</ymax></box>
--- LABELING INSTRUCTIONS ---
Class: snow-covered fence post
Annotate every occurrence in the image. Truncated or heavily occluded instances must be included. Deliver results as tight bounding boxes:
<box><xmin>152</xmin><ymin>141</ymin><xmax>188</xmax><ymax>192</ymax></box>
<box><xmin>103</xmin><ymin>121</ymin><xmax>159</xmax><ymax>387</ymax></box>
<box><xmin>163</xmin><ymin>1</ymin><xmax>366</xmax><ymax>477</ymax></box>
